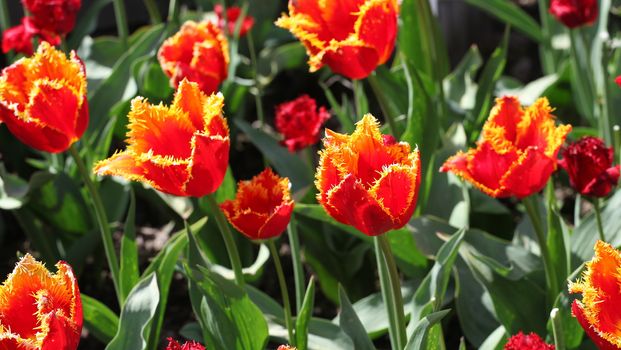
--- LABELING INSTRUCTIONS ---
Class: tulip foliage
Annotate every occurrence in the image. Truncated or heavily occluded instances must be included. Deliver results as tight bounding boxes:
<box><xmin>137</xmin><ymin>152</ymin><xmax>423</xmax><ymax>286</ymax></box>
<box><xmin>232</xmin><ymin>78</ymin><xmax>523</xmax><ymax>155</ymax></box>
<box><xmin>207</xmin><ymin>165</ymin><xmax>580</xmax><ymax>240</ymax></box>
<box><xmin>2</xmin><ymin>0</ymin><xmax>621</xmax><ymax>350</ymax></box>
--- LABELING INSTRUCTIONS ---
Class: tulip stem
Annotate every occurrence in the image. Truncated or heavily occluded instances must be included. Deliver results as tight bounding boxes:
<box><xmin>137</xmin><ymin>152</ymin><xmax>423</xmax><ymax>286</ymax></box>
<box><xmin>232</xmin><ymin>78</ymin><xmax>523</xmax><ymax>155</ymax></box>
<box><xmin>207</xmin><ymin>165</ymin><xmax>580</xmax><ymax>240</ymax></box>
<box><xmin>368</xmin><ymin>74</ymin><xmax>398</xmax><ymax>137</ymax></box>
<box><xmin>246</xmin><ymin>31</ymin><xmax>265</xmax><ymax>128</ymax></box>
<box><xmin>112</xmin><ymin>0</ymin><xmax>129</xmax><ymax>48</ymax></box>
<box><xmin>523</xmin><ymin>195</ymin><xmax>558</xmax><ymax>305</ymax></box>
<box><xmin>376</xmin><ymin>235</ymin><xmax>407</xmax><ymax>350</ymax></box>
<box><xmin>142</xmin><ymin>0</ymin><xmax>162</xmax><ymax>24</ymax></box>
<box><xmin>287</xmin><ymin>215</ymin><xmax>305</xmax><ymax>312</ymax></box>
<box><xmin>593</xmin><ymin>198</ymin><xmax>606</xmax><ymax>242</ymax></box>
<box><xmin>68</xmin><ymin>145</ymin><xmax>121</xmax><ymax>305</ymax></box>
<box><xmin>268</xmin><ymin>239</ymin><xmax>296</xmax><ymax>345</ymax></box>
<box><xmin>204</xmin><ymin>194</ymin><xmax>245</xmax><ymax>286</ymax></box>
<box><xmin>550</xmin><ymin>308</ymin><xmax>566</xmax><ymax>350</ymax></box>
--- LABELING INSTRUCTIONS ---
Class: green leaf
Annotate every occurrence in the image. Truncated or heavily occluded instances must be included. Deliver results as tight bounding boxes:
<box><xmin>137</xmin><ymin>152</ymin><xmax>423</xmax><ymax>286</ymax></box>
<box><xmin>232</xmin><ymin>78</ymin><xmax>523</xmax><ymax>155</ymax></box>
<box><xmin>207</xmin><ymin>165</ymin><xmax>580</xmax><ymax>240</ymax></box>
<box><xmin>478</xmin><ymin>326</ymin><xmax>507</xmax><ymax>350</ymax></box>
<box><xmin>495</xmin><ymin>74</ymin><xmax>560</xmax><ymax>106</ymax></box>
<box><xmin>67</xmin><ymin>0</ymin><xmax>113</xmax><ymax>49</ymax></box>
<box><xmin>256</xmin><ymin>42</ymin><xmax>307</xmax><ymax>85</ymax></box>
<box><xmin>119</xmin><ymin>189</ymin><xmax>139</xmax><ymax>304</ymax></box>
<box><xmin>106</xmin><ymin>273</ymin><xmax>160</xmax><ymax>350</ymax></box>
<box><xmin>443</xmin><ymin>46</ymin><xmax>483</xmax><ymax>114</ymax></box>
<box><xmin>337</xmin><ymin>286</ymin><xmax>376</xmax><ymax>350</ymax></box>
<box><xmin>404</xmin><ymin>310</ymin><xmax>450</xmax><ymax>350</ymax></box>
<box><xmin>320</xmin><ymin>81</ymin><xmax>355</xmax><ymax>133</ymax></box>
<box><xmin>235</xmin><ymin>119</ymin><xmax>312</xmax><ymax>195</ymax></box>
<box><xmin>464</xmin><ymin>0</ymin><xmax>543</xmax><ymax>42</ymax></box>
<box><xmin>81</xmin><ymin>294</ymin><xmax>120</xmax><ymax>344</ymax></box>
<box><xmin>0</xmin><ymin>164</ymin><xmax>28</xmax><ymax>210</ymax></box>
<box><xmin>296</xmin><ymin>277</ymin><xmax>316</xmax><ymax>350</ymax></box>
<box><xmin>133</xmin><ymin>56</ymin><xmax>174</xmax><ymax>99</ymax></box>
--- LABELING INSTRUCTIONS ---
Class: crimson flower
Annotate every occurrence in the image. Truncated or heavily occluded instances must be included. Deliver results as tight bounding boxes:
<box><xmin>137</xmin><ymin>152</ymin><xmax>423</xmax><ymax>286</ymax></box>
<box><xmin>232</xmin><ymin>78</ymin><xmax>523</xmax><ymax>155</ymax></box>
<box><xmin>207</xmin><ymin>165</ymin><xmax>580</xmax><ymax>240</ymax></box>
<box><xmin>275</xmin><ymin>95</ymin><xmax>330</xmax><ymax>152</ymax></box>
<box><xmin>221</xmin><ymin>169</ymin><xmax>294</xmax><ymax>240</ymax></box>
<box><xmin>559</xmin><ymin>136</ymin><xmax>620</xmax><ymax>197</ymax></box>
<box><xmin>2</xmin><ymin>17</ymin><xmax>60</xmax><ymax>55</ymax></box>
<box><xmin>22</xmin><ymin>0</ymin><xmax>81</xmax><ymax>35</ymax></box>
<box><xmin>214</xmin><ymin>5</ymin><xmax>254</xmax><ymax>37</ymax></box>
<box><xmin>549</xmin><ymin>0</ymin><xmax>598</xmax><ymax>28</ymax></box>
<box><xmin>165</xmin><ymin>338</ymin><xmax>206</xmax><ymax>350</ymax></box>
<box><xmin>504</xmin><ymin>332</ymin><xmax>554</xmax><ymax>350</ymax></box>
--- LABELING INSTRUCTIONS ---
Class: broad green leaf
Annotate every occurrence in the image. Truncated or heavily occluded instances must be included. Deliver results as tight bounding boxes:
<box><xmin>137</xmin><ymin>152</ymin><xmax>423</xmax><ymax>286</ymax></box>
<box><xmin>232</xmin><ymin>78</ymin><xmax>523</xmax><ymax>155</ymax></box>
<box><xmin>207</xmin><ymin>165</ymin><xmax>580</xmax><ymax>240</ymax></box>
<box><xmin>67</xmin><ymin>0</ymin><xmax>113</xmax><ymax>49</ymax></box>
<box><xmin>235</xmin><ymin>119</ymin><xmax>312</xmax><ymax>195</ymax></box>
<box><xmin>464</xmin><ymin>0</ymin><xmax>543</xmax><ymax>42</ymax></box>
<box><xmin>81</xmin><ymin>294</ymin><xmax>120</xmax><ymax>344</ymax></box>
<box><xmin>549</xmin><ymin>291</ymin><xmax>583</xmax><ymax>349</ymax></box>
<box><xmin>443</xmin><ymin>46</ymin><xmax>483</xmax><ymax>114</ymax></box>
<box><xmin>495</xmin><ymin>74</ymin><xmax>560</xmax><ymax>105</ymax></box>
<box><xmin>546</xmin><ymin>184</ymin><xmax>571</xmax><ymax>299</ymax></box>
<box><xmin>0</xmin><ymin>164</ymin><xmax>28</xmax><ymax>210</ymax></box>
<box><xmin>478</xmin><ymin>326</ymin><xmax>507</xmax><ymax>350</ymax></box>
<box><xmin>404</xmin><ymin>310</ymin><xmax>450</xmax><ymax>350</ymax></box>
<box><xmin>296</xmin><ymin>277</ymin><xmax>316</xmax><ymax>350</ymax></box>
<box><xmin>119</xmin><ymin>189</ymin><xmax>139</xmax><ymax>304</ymax></box>
<box><xmin>106</xmin><ymin>273</ymin><xmax>160</xmax><ymax>350</ymax></box>
<box><xmin>337</xmin><ymin>286</ymin><xmax>376</xmax><ymax>350</ymax></box>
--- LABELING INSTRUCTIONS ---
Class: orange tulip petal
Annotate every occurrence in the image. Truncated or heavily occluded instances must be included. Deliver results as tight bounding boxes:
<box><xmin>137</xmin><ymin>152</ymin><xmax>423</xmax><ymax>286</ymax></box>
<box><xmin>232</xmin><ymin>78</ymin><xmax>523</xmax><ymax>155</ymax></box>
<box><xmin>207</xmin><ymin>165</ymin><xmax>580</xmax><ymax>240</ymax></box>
<box><xmin>139</xmin><ymin>158</ymin><xmax>191</xmax><ymax>196</ymax></box>
<box><xmin>355</xmin><ymin>0</ymin><xmax>399</xmax><ymax>64</ymax></box>
<box><xmin>93</xmin><ymin>152</ymin><xmax>152</xmax><ymax>186</ymax></box>
<box><xmin>371</xmin><ymin>161</ymin><xmax>420</xmax><ymax>227</ymax></box>
<box><xmin>258</xmin><ymin>202</ymin><xmax>295</xmax><ymax>239</ymax></box>
<box><xmin>500</xmin><ymin>147</ymin><xmax>556</xmax><ymax>199</ymax></box>
<box><xmin>185</xmin><ymin>134</ymin><xmax>229</xmax><ymax>196</ymax></box>
<box><xmin>172</xmin><ymin>79</ymin><xmax>207</xmax><ymax>130</ymax></box>
<box><xmin>327</xmin><ymin>175</ymin><xmax>394</xmax><ymax>236</ymax></box>
<box><xmin>572</xmin><ymin>301</ymin><xmax>618</xmax><ymax>350</ymax></box>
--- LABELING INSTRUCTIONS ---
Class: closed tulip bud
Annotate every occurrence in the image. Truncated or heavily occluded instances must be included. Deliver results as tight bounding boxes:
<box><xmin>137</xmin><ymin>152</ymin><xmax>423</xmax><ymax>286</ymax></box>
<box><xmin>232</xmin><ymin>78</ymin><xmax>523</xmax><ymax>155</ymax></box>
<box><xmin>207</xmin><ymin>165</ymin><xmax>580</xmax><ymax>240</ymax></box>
<box><xmin>504</xmin><ymin>332</ymin><xmax>554</xmax><ymax>350</ymax></box>
<box><xmin>549</xmin><ymin>0</ymin><xmax>598</xmax><ymax>29</ymax></box>
<box><xmin>275</xmin><ymin>95</ymin><xmax>330</xmax><ymax>153</ymax></box>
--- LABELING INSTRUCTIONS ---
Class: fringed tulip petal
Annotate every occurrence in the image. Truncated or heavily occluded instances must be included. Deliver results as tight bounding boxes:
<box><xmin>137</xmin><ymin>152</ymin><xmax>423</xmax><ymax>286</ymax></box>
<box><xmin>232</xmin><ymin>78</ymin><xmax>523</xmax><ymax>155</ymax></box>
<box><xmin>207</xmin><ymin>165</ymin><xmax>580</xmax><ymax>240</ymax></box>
<box><xmin>23</xmin><ymin>0</ymin><xmax>81</xmax><ymax>35</ymax></box>
<box><xmin>95</xmin><ymin>80</ymin><xmax>229</xmax><ymax>197</ymax></box>
<box><xmin>166</xmin><ymin>338</ymin><xmax>206</xmax><ymax>350</ymax></box>
<box><xmin>0</xmin><ymin>255</ymin><xmax>82</xmax><ymax>350</ymax></box>
<box><xmin>569</xmin><ymin>241</ymin><xmax>621</xmax><ymax>348</ymax></box>
<box><xmin>441</xmin><ymin>96</ymin><xmax>571</xmax><ymax>198</ymax></box>
<box><xmin>220</xmin><ymin>169</ymin><xmax>294</xmax><ymax>240</ymax></box>
<box><xmin>276</xmin><ymin>0</ymin><xmax>399</xmax><ymax>79</ymax></box>
<box><xmin>0</xmin><ymin>42</ymin><xmax>87</xmax><ymax>153</ymax></box>
<box><xmin>503</xmin><ymin>332</ymin><xmax>555</xmax><ymax>350</ymax></box>
<box><xmin>316</xmin><ymin>114</ymin><xmax>421</xmax><ymax>236</ymax></box>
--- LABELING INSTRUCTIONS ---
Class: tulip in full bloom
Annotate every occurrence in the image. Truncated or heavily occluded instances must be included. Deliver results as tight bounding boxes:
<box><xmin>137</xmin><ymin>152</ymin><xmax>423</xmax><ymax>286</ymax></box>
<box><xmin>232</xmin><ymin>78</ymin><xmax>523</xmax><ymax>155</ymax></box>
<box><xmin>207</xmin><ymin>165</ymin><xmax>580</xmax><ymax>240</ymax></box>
<box><xmin>275</xmin><ymin>0</ymin><xmax>399</xmax><ymax>80</ymax></box>
<box><xmin>275</xmin><ymin>95</ymin><xmax>330</xmax><ymax>152</ymax></box>
<box><xmin>2</xmin><ymin>17</ymin><xmax>60</xmax><ymax>55</ymax></box>
<box><xmin>22</xmin><ymin>0</ymin><xmax>81</xmax><ymax>35</ymax></box>
<box><xmin>0</xmin><ymin>254</ymin><xmax>82</xmax><ymax>350</ymax></box>
<box><xmin>0</xmin><ymin>42</ymin><xmax>88</xmax><ymax>153</ymax></box>
<box><xmin>214</xmin><ymin>4</ymin><xmax>254</xmax><ymax>37</ymax></box>
<box><xmin>441</xmin><ymin>96</ymin><xmax>571</xmax><ymax>199</ymax></box>
<box><xmin>559</xmin><ymin>136</ymin><xmax>620</xmax><ymax>197</ymax></box>
<box><xmin>549</xmin><ymin>0</ymin><xmax>598</xmax><ymax>28</ymax></box>
<box><xmin>569</xmin><ymin>240</ymin><xmax>621</xmax><ymax>349</ymax></box>
<box><xmin>504</xmin><ymin>332</ymin><xmax>554</xmax><ymax>350</ymax></box>
<box><xmin>158</xmin><ymin>21</ymin><xmax>229</xmax><ymax>94</ymax></box>
<box><xmin>277</xmin><ymin>346</ymin><xmax>296</xmax><ymax>350</ymax></box>
<box><xmin>166</xmin><ymin>338</ymin><xmax>206</xmax><ymax>350</ymax></box>
<box><xmin>221</xmin><ymin>169</ymin><xmax>294</xmax><ymax>240</ymax></box>
<box><xmin>94</xmin><ymin>80</ymin><xmax>229</xmax><ymax>197</ymax></box>
<box><xmin>316</xmin><ymin>114</ymin><xmax>421</xmax><ymax>236</ymax></box>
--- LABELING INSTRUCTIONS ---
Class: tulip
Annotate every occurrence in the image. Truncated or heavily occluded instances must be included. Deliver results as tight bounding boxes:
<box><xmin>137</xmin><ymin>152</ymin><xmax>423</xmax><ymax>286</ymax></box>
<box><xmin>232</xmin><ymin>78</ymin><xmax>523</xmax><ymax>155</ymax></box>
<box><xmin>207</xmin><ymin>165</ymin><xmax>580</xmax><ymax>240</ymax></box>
<box><xmin>221</xmin><ymin>168</ymin><xmax>294</xmax><ymax>240</ymax></box>
<box><xmin>22</xmin><ymin>0</ymin><xmax>81</xmax><ymax>35</ymax></box>
<box><xmin>549</xmin><ymin>0</ymin><xmax>598</xmax><ymax>29</ymax></box>
<box><xmin>94</xmin><ymin>79</ymin><xmax>229</xmax><ymax>197</ymax></box>
<box><xmin>559</xmin><ymin>136</ymin><xmax>620</xmax><ymax>197</ymax></box>
<box><xmin>0</xmin><ymin>41</ymin><xmax>88</xmax><ymax>153</ymax></box>
<box><xmin>504</xmin><ymin>332</ymin><xmax>555</xmax><ymax>350</ymax></box>
<box><xmin>165</xmin><ymin>338</ymin><xmax>206</xmax><ymax>350</ymax></box>
<box><xmin>158</xmin><ymin>21</ymin><xmax>229</xmax><ymax>94</ymax></box>
<box><xmin>441</xmin><ymin>96</ymin><xmax>571</xmax><ymax>198</ymax></box>
<box><xmin>214</xmin><ymin>5</ymin><xmax>254</xmax><ymax>37</ymax></box>
<box><xmin>275</xmin><ymin>0</ymin><xmax>399</xmax><ymax>80</ymax></box>
<box><xmin>316</xmin><ymin>114</ymin><xmax>421</xmax><ymax>236</ymax></box>
<box><xmin>0</xmin><ymin>254</ymin><xmax>82</xmax><ymax>350</ymax></box>
<box><xmin>275</xmin><ymin>95</ymin><xmax>330</xmax><ymax>152</ymax></box>
<box><xmin>569</xmin><ymin>240</ymin><xmax>621</xmax><ymax>349</ymax></box>
<box><xmin>277</xmin><ymin>346</ymin><xmax>296</xmax><ymax>350</ymax></box>
<box><xmin>2</xmin><ymin>17</ymin><xmax>60</xmax><ymax>55</ymax></box>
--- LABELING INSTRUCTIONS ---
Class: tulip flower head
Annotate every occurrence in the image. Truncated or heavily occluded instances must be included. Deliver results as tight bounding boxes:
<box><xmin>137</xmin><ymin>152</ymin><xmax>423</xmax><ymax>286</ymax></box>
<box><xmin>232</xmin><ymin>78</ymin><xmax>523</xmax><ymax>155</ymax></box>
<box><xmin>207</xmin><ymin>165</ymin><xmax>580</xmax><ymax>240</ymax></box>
<box><xmin>441</xmin><ymin>96</ymin><xmax>571</xmax><ymax>199</ymax></box>
<box><xmin>0</xmin><ymin>42</ymin><xmax>88</xmax><ymax>153</ymax></box>
<box><xmin>559</xmin><ymin>136</ymin><xmax>620</xmax><ymax>197</ymax></box>
<box><xmin>2</xmin><ymin>17</ymin><xmax>61</xmax><ymax>55</ymax></box>
<box><xmin>275</xmin><ymin>0</ymin><xmax>399</xmax><ymax>80</ymax></box>
<box><xmin>158</xmin><ymin>20</ymin><xmax>229</xmax><ymax>94</ymax></box>
<box><xmin>277</xmin><ymin>346</ymin><xmax>296</xmax><ymax>350</ymax></box>
<box><xmin>221</xmin><ymin>169</ymin><xmax>294</xmax><ymax>240</ymax></box>
<box><xmin>275</xmin><ymin>95</ymin><xmax>330</xmax><ymax>152</ymax></box>
<box><xmin>549</xmin><ymin>0</ymin><xmax>598</xmax><ymax>29</ymax></box>
<box><xmin>504</xmin><ymin>332</ymin><xmax>555</xmax><ymax>350</ymax></box>
<box><xmin>0</xmin><ymin>254</ymin><xmax>82</xmax><ymax>350</ymax></box>
<box><xmin>22</xmin><ymin>0</ymin><xmax>81</xmax><ymax>35</ymax></box>
<box><xmin>165</xmin><ymin>338</ymin><xmax>206</xmax><ymax>350</ymax></box>
<box><xmin>569</xmin><ymin>240</ymin><xmax>621</xmax><ymax>349</ymax></box>
<box><xmin>214</xmin><ymin>5</ymin><xmax>254</xmax><ymax>37</ymax></box>
<box><xmin>316</xmin><ymin>114</ymin><xmax>421</xmax><ymax>236</ymax></box>
<box><xmin>94</xmin><ymin>80</ymin><xmax>230</xmax><ymax>197</ymax></box>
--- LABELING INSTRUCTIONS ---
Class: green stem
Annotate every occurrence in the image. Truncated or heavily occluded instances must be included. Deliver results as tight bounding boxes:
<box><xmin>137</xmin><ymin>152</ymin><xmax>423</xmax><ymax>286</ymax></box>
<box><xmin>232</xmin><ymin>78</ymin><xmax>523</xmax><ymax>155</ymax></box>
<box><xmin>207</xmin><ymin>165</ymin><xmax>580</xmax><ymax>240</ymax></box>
<box><xmin>376</xmin><ymin>235</ymin><xmax>407</xmax><ymax>350</ymax></box>
<box><xmin>168</xmin><ymin>0</ymin><xmax>180</xmax><ymax>26</ymax></box>
<box><xmin>352</xmin><ymin>79</ymin><xmax>366</xmax><ymax>121</ymax></box>
<box><xmin>69</xmin><ymin>145</ymin><xmax>121</xmax><ymax>305</ymax></box>
<box><xmin>574</xmin><ymin>194</ymin><xmax>581</xmax><ymax>228</ymax></box>
<box><xmin>112</xmin><ymin>0</ymin><xmax>129</xmax><ymax>48</ymax></box>
<box><xmin>537</xmin><ymin>0</ymin><xmax>555</xmax><ymax>75</ymax></box>
<box><xmin>368</xmin><ymin>74</ymin><xmax>398</xmax><ymax>137</ymax></box>
<box><xmin>550</xmin><ymin>308</ymin><xmax>566</xmax><ymax>350</ymax></box>
<box><xmin>287</xmin><ymin>215</ymin><xmax>305</xmax><ymax>312</ymax></box>
<box><xmin>593</xmin><ymin>198</ymin><xmax>606</xmax><ymax>242</ymax></box>
<box><xmin>569</xmin><ymin>30</ymin><xmax>595</xmax><ymax>126</ymax></box>
<box><xmin>523</xmin><ymin>195</ymin><xmax>558</xmax><ymax>306</ymax></box>
<box><xmin>268</xmin><ymin>239</ymin><xmax>295</xmax><ymax>345</ymax></box>
<box><xmin>0</xmin><ymin>0</ymin><xmax>14</xmax><ymax>63</ymax></box>
<box><xmin>374</xmin><ymin>238</ymin><xmax>398</xmax><ymax>350</ymax></box>
<box><xmin>613</xmin><ymin>125</ymin><xmax>621</xmax><ymax>169</ymax></box>
<box><xmin>143</xmin><ymin>0</ymin><xmax>162</xmax><ymax>24</ymax></box>
<box><xmin>246</xmin><ymin>32</ymin><xmax>265</xmax><ymax>127</ymax></box>
<box><xmin>204</xmin><ymin>193</ymin><xmax>245</xmax><ymax>286</ymax></box>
